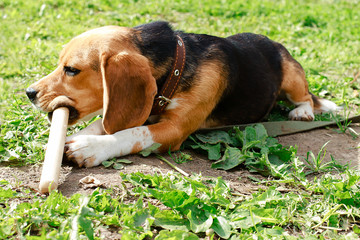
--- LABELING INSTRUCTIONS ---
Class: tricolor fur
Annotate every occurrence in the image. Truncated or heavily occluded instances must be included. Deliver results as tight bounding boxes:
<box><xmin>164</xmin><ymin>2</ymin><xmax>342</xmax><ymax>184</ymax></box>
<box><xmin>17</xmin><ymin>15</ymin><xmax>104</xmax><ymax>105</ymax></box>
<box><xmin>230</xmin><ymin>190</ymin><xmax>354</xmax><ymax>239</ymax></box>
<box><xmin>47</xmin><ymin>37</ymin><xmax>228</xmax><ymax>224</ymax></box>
<box><xmin>26</xmin><ymin>21</ymin><xmax>339</xmax><ymax>167</ymax></box>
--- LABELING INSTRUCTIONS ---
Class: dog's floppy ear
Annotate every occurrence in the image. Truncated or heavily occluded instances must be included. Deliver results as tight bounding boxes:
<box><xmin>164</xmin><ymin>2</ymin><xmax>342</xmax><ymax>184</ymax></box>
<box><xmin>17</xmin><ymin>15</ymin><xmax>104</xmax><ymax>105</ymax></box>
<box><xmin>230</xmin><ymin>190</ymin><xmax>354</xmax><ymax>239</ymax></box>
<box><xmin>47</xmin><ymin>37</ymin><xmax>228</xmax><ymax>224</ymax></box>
<box><xmin>101</xmin><ymin>51</ymin><xmax>157</xmax><ymax>134</ymax></box>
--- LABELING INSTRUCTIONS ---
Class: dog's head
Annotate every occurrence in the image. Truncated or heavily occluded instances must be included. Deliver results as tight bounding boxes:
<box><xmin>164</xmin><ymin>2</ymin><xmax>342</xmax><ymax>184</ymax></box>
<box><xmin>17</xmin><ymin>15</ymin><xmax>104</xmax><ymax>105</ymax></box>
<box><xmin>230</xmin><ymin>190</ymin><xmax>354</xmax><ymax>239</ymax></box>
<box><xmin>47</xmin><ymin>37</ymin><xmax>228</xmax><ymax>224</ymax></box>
<box><xmin>26</xmin><ymin>26</ymin><xmax>157</xmax><ymax>134</ymax></box>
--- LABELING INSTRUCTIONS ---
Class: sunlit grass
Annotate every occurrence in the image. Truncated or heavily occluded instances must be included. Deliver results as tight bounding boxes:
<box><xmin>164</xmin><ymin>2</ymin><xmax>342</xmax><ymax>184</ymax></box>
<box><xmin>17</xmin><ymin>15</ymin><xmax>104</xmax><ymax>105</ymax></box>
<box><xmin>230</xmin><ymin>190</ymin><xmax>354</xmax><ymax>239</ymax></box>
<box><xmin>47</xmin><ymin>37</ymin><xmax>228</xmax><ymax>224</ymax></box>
<box><xmin>1</xmin><ymin>0</ymin><xmax>359</xmax><ymax>164</ymax></box>
<box><xmin>1</xmin><ymin>1</ymin><xmax>360</xmax><ymax>238</ymax></box>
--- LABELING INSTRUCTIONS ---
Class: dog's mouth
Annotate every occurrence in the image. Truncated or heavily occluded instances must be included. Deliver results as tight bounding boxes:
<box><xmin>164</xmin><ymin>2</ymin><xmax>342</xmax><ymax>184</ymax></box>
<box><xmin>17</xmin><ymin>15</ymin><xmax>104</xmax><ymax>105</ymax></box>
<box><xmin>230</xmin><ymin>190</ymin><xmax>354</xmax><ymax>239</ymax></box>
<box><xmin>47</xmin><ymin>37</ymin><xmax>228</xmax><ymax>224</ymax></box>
<box><xmin>43</xmin><ymin>95</ymin><xmax>79</xmax><ymax>124</ymax></box>
<box><xmin>48</xmin><ymin>106</ymin><xmax>79</xmax><ymax>124</ymax></box>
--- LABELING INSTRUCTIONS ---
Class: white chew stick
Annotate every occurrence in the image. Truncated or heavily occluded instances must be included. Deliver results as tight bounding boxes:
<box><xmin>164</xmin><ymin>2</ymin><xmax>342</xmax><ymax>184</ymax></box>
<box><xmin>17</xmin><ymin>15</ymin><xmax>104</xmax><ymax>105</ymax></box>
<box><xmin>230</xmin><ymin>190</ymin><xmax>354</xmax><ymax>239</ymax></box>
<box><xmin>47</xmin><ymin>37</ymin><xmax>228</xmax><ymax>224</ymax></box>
<box><xmin>39</xmin><ymin>107</ymin><xmax>69</xmax><ymax>193</ymax></box>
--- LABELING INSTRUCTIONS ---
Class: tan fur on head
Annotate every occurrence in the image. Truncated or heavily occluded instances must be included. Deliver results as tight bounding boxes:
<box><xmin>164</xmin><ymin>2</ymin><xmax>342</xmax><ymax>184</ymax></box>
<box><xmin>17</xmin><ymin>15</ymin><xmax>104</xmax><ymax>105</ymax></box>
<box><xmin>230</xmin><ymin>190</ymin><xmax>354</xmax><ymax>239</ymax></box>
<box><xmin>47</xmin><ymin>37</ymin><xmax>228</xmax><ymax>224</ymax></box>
<box><xmin>27</xmin><ymin>26</ymin><xmax>157</xmax><ymax>130</ymax></box>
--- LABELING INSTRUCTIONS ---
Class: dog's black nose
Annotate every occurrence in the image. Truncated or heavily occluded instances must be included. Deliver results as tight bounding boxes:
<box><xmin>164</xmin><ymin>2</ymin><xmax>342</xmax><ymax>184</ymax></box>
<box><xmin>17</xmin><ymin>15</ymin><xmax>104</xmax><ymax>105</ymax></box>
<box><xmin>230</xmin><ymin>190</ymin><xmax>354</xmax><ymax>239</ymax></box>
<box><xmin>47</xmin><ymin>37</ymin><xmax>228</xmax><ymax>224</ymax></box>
<box><xmin>26</xmin><ymin>87</ymin><xmax>38</xmax><ymax>102</ymax></box>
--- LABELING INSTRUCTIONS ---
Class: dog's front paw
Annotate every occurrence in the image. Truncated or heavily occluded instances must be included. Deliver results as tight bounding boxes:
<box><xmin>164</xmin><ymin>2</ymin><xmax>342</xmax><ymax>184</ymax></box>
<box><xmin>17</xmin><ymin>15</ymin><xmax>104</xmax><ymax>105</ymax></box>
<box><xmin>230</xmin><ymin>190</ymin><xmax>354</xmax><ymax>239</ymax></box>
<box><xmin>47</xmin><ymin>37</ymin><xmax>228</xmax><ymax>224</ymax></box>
<box><xmin>289</xmin><ymin>103</ymin><xmax>314</xmax><ymax>121</ymax></box>
<box><xmin>65</xmin><ymin>135</ymin><xmax>109</xmax><ymax>167</ymax></box>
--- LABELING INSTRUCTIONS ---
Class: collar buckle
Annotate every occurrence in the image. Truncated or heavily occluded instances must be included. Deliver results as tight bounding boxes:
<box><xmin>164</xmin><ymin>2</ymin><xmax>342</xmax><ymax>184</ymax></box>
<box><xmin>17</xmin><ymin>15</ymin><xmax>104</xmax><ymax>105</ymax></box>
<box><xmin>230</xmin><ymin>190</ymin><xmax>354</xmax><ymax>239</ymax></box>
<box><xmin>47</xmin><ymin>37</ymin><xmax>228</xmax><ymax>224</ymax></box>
<box><xmin>150</xmin><ymin>35</ymin><xmax>186</xmax><ymax>115</ymax></box>
<box><xmin>157</xmin><ymin>96</ymin><xmax>172</xmax><ymax>106</ymax></box>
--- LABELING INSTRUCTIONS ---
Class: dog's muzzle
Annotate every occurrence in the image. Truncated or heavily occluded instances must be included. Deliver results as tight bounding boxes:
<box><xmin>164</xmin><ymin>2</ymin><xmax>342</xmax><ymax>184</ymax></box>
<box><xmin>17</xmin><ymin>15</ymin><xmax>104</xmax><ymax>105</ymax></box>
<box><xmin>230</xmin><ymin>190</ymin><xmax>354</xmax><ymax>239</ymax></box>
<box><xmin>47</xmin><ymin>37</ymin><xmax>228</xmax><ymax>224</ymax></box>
<box><xmin>48</xmin><ymin>106</ymin><xmax>79</xmax><ymax>124</ymax></box>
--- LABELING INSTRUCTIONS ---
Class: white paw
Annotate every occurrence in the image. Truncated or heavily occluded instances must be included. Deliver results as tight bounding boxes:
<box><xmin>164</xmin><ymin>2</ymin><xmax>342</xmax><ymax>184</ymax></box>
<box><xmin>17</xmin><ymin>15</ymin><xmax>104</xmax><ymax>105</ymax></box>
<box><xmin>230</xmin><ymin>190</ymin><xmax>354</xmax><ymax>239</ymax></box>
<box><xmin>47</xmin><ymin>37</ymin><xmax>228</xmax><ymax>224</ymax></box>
<box><xmin>289</xmin><ymin>102</ymin><xmax>314</xmax><ymax>121</ymax></box>
<box><xmin>65</xmin><ymin>135</ymin><xmax>111</xmax><ymax>167</ymax></box>
<box><xmin>65</xmin><ymin>135</ymin><xmax>75</xmax><ymax>143</ymax></box>
<box><xmin>315</xmin><ymin>99</ymin><xmax>342</xmax><ymax>114</ymax></box>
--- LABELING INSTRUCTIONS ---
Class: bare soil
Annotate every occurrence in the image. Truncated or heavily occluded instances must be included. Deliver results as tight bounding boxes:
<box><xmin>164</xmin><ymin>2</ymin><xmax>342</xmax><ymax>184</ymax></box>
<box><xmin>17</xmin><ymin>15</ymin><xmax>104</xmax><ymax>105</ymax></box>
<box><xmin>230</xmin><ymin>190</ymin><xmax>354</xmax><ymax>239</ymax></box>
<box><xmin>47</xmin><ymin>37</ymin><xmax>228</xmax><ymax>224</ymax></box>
<box><xmin>1</xmin><ymin>126</ymin><xmax>359</xmax><ymax>196</ymax></box>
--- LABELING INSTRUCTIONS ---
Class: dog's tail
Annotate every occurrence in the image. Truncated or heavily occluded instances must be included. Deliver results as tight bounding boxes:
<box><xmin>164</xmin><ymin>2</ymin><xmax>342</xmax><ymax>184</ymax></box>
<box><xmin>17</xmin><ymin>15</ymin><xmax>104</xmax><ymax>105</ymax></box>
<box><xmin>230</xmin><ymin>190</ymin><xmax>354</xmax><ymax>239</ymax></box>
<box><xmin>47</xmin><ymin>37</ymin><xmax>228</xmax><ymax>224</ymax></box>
<box><xmin>311</xmin><ymin>93</ymin><xmax>342</xmax><ymax>114</ymax></box>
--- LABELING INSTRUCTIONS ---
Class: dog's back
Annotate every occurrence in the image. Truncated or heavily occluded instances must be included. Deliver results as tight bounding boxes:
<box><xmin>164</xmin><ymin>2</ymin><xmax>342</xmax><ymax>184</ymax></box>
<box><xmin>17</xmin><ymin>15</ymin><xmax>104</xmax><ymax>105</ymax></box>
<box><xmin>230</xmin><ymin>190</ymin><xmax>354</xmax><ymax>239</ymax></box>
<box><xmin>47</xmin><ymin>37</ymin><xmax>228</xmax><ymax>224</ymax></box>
<box><xmin>207</xmin><ymin>33</ymin><xmax>284</xmax><ymax>124</ymax></box>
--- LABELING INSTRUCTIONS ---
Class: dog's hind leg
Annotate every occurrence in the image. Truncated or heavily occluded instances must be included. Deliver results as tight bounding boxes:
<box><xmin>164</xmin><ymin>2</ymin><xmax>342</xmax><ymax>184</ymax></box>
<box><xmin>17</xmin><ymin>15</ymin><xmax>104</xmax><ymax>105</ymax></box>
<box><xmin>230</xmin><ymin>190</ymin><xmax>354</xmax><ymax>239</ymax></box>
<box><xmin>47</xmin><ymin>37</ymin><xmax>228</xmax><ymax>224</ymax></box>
<box><xmin>279</xmin><ymin>48</ymin><xmax>339</xmax><ymax>121</ymax></box>
<box><xmin>280</xmin><ymin>56</ymin><xmax>315</xmax><ymax>121</ymax></box>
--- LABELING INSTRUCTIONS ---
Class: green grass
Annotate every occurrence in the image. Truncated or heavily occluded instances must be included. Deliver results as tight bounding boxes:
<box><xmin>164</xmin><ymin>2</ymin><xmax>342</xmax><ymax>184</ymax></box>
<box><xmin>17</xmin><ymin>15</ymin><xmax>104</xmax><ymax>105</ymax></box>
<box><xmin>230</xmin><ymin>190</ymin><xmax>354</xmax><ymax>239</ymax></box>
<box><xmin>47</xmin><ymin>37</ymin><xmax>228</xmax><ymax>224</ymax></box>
<box><xmin>1</xmin><ymin>166</ymin><xmax>360</xmax><ymax>239</ymax></box>
<box><xmin>1</xmin><ymin>0</ymin><xmax>360</xmax><ymax>165</ymax></box>
<box><xmin>1</xmin><ymin>0</ymin><xmax>360</xmax><ymax>238</ymax></box>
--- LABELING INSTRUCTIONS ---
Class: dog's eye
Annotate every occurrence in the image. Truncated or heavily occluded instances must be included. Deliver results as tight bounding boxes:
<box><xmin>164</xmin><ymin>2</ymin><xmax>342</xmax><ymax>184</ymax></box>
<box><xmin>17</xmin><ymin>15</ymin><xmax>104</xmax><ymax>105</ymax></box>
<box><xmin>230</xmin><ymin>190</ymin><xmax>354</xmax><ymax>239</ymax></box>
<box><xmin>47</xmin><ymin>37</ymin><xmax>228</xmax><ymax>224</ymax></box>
<box><xmin>64</xmin><ymin>66</ymin><xmax>80</xmax><ymax>76</ymax></box>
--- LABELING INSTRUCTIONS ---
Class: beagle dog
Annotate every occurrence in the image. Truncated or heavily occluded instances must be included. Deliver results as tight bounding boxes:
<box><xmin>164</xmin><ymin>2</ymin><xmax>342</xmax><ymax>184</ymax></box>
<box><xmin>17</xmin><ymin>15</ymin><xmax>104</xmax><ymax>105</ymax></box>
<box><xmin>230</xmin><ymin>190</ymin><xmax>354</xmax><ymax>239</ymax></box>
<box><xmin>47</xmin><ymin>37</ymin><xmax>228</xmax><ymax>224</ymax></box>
<box><xmin>26</xmin><ymin>21</ymin><xmax>338</xmax><ymax>167</ymax></box>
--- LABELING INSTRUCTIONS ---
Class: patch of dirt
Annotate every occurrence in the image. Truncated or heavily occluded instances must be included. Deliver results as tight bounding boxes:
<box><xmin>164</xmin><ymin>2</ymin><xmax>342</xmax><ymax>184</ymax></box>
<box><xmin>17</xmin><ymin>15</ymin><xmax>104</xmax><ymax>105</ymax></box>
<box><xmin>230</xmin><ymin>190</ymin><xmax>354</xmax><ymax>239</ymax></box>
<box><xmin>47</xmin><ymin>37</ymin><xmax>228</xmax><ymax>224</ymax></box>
<box><xmin>278</xmin><ymin>126</ymin><xmax>360</xmax><ymax>169</ymax></box>
<box><xmin>1</xmin><ymin>126</ymin><xmax>359</xmax><ymax>196</ymax></box>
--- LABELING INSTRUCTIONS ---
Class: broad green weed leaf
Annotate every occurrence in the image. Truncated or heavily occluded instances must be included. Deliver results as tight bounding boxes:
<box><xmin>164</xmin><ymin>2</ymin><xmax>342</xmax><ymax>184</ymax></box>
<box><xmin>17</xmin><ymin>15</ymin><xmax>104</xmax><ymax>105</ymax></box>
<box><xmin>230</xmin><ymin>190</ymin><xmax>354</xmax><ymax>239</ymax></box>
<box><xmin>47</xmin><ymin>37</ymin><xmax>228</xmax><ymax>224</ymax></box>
<box><xmin>210</xmin><ymin>178</ymin><xmax>231</xmax><ymax>206</ymax></box>
<box><xmin>9</xmin><ymin>119</ymin><xmax>21</xmax><ymax>126</ymax></box>
<box><xmin>102</xmin><ymin>160</ymin><xmax>113</xmax><ymax>168</ymax></box>
<box><xmin>178</xmin><ymin>196</ymin><xmax>217</xmax><ymax>216</ymax></box>
<box><xmin>270</xmin><ymin>147</ymin><xmax>294</xmax><ymax>163</ymax></box>
<box><xmin>140</xmin><ymin>143</ymin><xmax>162</xmax><ymax>157</ymax></box>
<box><xmin>266</xmin><ymin>154</ymin><xmax>292</xmax><ymax>178</ymax></box>
<box><xmin>243</xmin><ymin>187</ymin><xmax>283</xmax><ymax>208</ymax></box>
<box><xmin>140</xmin><ymin>230</ymin><xmax>154</xmax><ymax>240</ymax></box>
<box><xmin>102</xmin><ymin>158</ymin><xmax>132</xmax><ymax>169</ymax></box>
<box><xmin>334</xmin><ymin>190</ymin><xmax>351</xmax><ymax>200</ymax></box>
<box><xmin>242</xmin><ymin>124</ymin><xmax>268</xmax><ymax>148</ymax></box>
<box><xmin>346</xmin><ymin>174</ymin><xmax>360</xmax><ymax>189</ymax></box>
<box><xmin>252</xmin><ymin>208</ymin><xmax>279</xmax><ymax>224</ymax></box>
<box><xmin>212</xmin><ymin>216</ymin><xmax>232</xmax><ymax>239</ymax></box>
<box><xmin>155</xmin><ymin>230</ymin><xmax>199</xmax><ymax>240</ymax></box>
<box><xmin>0</xmin><ymin>218</ymin><xmax>15</xmax><ymax>237</ymax></box>
<box><xmin>257</xmin><ymin>187</ymin><xmax>284</xmax><ymax>205</ymax></box>
<box><xmin>188</xmin><ymin>136</ymin><xmax>221</xmax><ymax>160</ymax></box>
<box><xmin>134</xmin><ymin>209</ymin><xmax>151</xmax><ymax>228</ymax></box>
<box><xmin>268</xmin><ymin>154</ymin><xmax>284</xmax><ymax>166</ymax></box>
<box><xmin>195</xmin><ymin>130</ymin><xmax>235</xmax><ymax>145</ymax></box>
<box><xmin>187</xmin><ymin>210</ymin><xmax>213</xmax><ymax>233</ymax></box>
<box><xmin>204</xmin><ymin>143</ymin><xmax>222</xmax><ymax>160</ymax></box>
<box><xmin>78</xmin><ymin>216</ymin><xmax>94</xmax><ymax>240</ymax></box>
<box><xmin>147</xmin><ymin>189</ymin><xmax>189</xmax><ymax>208</ymax></box>
<box><xmin>113</xmin><ymin>163</ymin><xmax>124</xmax><ymax>169</ymax></box>
<box><xmin>0</xmin><ymin>180</ymin><xmax>9</xmax><ymax>184</ymax></box>
<box><xmin>122</xmin><ymin>172</ymin><xmax>162</xmax><ymax>188</ymax></box>
<box><xmin>334</xmin><ymin>181</ymin><xmax>345</xmax><ymax>191</ymax></box>
<box><xmin>103</xmin><ymin>213</ymin><xmax>120</xmax><ymax>226</ymax></box>
<box><xmin>154</xmin><ymin>210</ymin><xmax>189</xmax><ymax>231</ymax></box>
<box><xmin>89</xmin><ymin>189</ymin><xmax>116</xmax><ymax>213</ymax></box>
<box><xmin>353</xmin><ymin>224</ymin><xmax>360</xmax><ymax>234</ymax></box>
<box><xmin>148</xmin><ymin>202</ymin><xmax>160</xmax><ymax>216</ymax></box>
<box><xmin>211</xmin><ymin>147</ymin><xmax>246</xmax><ymax>170</ymax></box>
<box><xmin>243</xmin><ymin>140</ymin><xmax>262</xmax><ymax>151</ymax></box>
<box><xmin>120</xmin><ymin>229</ymin><xmax>141</xmax><ymax>240</ymax></box>
<box><xmin>244</xmin><ymin>126</ymin><xmax>257</xmax><ymax>141</ymax></box>
<box><xmin>191</xmin><ymin>142</ymin><xmax>221</xmax><ymax>160</ymax></box>
<box><xmin>117</xmin><ymin>159</ymin><xmax>133</xmax><ymax>164</ymax></box>
<box><xmin>253</xmin><ymin>124</ymin><xmax>268</xmax><ymax>139</ymax></box>
<box><xmin>213</xmin><ymin>177</ymin><xmax>230</xmax><ymax>195</ymax></box>
<box><xmin>230</xmin><ymin>210</ymin><xmax>261</xmax><ymax>229</ymax></box>
<box><xmin>328</xmin><ymin>214</ymin><xmax>339</xmax><ymax>227</ymax></box>
<box><xmin>266</xmin><ymin>137</ymin><xmax>279</xmax><ymax>147</ymax></box>
<box><xmin>257</xmin><ymin>226</ymin><xmax>285</xmax><ymax>237</ymax></box>
<box><xmin>80</xmin><ymin>206</ymin><xmax>98</xmax><ymax>218</ymax></box>
<box><xmin>0</xmin><ymin>188</ymin><xmax>17</xmax><ymax>200</ymax></box>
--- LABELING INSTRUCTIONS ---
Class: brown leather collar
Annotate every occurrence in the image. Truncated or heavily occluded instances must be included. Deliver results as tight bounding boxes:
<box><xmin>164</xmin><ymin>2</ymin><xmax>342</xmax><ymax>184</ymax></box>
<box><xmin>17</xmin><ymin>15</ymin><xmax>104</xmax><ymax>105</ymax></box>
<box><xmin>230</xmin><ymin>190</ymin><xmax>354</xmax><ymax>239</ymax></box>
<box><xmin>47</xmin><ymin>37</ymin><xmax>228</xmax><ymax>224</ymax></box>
<box><xmin>151</xmin><ymin>35</ymin><xmax>186</xmax><ymax>115</ymax></box>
